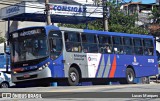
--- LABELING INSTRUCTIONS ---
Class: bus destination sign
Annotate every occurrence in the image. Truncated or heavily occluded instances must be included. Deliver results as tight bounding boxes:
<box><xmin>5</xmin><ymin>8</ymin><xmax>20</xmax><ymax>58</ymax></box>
<box><xmin>20</xmin><ymin>29</ymin><xmax>41</xmax><ymax>37</ymax></box>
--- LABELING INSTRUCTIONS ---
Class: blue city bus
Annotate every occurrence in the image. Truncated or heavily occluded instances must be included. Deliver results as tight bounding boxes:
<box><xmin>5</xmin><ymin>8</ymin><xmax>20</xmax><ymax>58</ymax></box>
<box><xmin>0</xmin><ymin>47</ymin><xmax>10</xmax><ymax>72</ymax></box>
<box><xmin>0</xmin><ymin>53</ymin><xmax>6</xmax><ymax>71</ymax></box>
<box><xmin>9</xmin><ymin>25</ymin><xmax>158</xmax><ymax>86</ymax></box>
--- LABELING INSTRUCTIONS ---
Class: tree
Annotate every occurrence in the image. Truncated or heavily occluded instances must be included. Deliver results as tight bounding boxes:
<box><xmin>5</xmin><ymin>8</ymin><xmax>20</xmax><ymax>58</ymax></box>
<box><xmin>0</xmin><ymin>37</ymin><xmax>5</xmax><ymax>44</ymax></box>
<box><xmin>148</xmin><ymin>6</ymin><xmax>160</xmax><ymax>36</ymax></box>
<box><xmin>58</xmin><ymin>0</ymin><xmax>148</xmax><ymax>34</ymax></box>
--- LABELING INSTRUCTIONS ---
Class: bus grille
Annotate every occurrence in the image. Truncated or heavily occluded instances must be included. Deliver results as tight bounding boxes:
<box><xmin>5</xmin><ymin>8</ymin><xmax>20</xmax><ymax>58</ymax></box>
<box><xmin>17</xmin><ymin>74</ymin><xmax>37</xmax><ymax>80</ymax></box>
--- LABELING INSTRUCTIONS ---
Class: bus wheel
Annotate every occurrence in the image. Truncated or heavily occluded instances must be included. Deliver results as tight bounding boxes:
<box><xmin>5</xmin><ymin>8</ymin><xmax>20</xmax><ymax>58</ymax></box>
<box><xmin>126</xmin><ymin>68</ymin><xmax>135</xmax><ymax>84</ymax></box>
<box><xmin>1</xmin><ymin>82</ymin><xmax>9</xmax><ymax>88</ymax></box>
<box><xmin>68</xmin><ymin>68</ymin><xmax>79</xmax><ymax>86</ymax></box>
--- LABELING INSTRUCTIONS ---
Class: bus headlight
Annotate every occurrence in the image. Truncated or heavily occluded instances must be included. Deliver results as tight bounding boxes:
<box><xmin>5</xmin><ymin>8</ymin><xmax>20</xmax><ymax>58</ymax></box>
<box><xmin>38</xmin><ymin>62</ymin><xmax>49</xmax><ymax>71</ymax></box>
<box><xmin>12</xmin><ymin>68</ymin><xmax>24</xmax><ymax>74</ymax></box>
<box><xmin>13</xmin><ymin>71</ymin><xmax>17</xmax><ymax>74</ymax></box>
<box><xmin>38</xmin><ymin>67</ymin><xmax>43</xmax><ymax>71</ymax></box>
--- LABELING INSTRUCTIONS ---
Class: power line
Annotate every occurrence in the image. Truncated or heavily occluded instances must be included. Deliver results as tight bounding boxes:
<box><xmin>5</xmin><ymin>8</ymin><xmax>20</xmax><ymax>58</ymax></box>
<box><xmin>0</xmin><ymin>1</ymin><xmax>103</xmax><ymax>13</ymax></box>
<box><xmin>0</xmin><ymin>0</ymin><xmax>45</xmax><ymax>9</ymax></box>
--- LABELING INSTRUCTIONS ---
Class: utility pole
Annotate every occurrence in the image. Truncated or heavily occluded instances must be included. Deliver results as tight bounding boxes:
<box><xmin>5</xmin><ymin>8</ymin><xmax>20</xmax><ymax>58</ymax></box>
<box><xmin>159</xmin><ymin>0</ymin><xmax>160</xmax><ymax>11</ymax></box>
<box><xmin>45</xmin><ymin>0</ymin><xmax>51</xmax><ymax>25</ymax></box>
<box><xmin>102</xmin><ymin>0</ymin><xmax>109</xmax><ymax>31</ymax></box>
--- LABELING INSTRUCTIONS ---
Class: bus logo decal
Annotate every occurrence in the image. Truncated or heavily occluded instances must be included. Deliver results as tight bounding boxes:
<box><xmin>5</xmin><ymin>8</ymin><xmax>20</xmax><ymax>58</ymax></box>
<box><xmin>132</xmin><ymin>56</ymin><xmax>139</xmax><ymax>65</ymax></box>
<box><xmin>88</xmin><ymin>57</ymin><xmax>91</xmax><ymax>61</ymax></box>
<box><xmin>23</xmin><ymin>64</ymin><xmax>28</xmax><ymax>66</ymax></box>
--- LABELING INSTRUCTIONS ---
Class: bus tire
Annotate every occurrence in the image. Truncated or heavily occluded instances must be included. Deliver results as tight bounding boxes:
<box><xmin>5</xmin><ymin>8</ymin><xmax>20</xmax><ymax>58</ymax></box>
<box><xmin>68</xmin><ymin>67</ymin><xmax>79</xmax><ymax>86</ymax></box>
<box><xmin>1</xmin><ymin>82</ymin><xmax>9</xmax><ymax>88</ymax></box>
<box><xmin>126</xmin><ymin>68</ymin><xmax>135</xmax><ymax>84</ymax></box>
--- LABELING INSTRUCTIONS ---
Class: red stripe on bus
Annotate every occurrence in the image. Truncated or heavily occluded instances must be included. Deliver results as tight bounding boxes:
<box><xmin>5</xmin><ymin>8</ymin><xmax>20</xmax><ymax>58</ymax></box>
<box><xmin>109</xmin><ymin>56</ymin><xmax>116</xmax><ymax>78</ymax></box>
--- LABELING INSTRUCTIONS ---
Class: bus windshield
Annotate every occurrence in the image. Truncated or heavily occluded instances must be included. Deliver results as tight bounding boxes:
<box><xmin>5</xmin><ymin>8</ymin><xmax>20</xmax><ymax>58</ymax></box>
<box><xmin>11</xmin><ymin>36</ymin><xmax>48</xmax><ymax>63</ymax></box>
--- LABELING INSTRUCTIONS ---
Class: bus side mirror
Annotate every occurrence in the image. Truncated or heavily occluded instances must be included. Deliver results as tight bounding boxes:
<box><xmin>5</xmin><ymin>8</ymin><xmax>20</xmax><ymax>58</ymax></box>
<box><xmin>4</xmin><ymin>42</ymin><xmax>10</xmax><ymax>55</ymax></box>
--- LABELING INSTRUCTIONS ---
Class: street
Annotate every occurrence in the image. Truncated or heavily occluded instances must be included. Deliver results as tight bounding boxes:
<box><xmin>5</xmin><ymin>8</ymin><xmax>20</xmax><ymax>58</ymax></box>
<box><xmin>0</xmin><ymin>82</ymin><xmax>160</xmax><ymax>101</ymax></box>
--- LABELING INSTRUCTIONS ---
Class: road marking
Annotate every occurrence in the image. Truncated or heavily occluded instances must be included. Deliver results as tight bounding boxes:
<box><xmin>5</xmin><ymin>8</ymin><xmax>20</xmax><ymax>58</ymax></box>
<box><xmin>49</xmin><ymin>84</ymin><xmax>152</xmax><ymax>92</ymax></box>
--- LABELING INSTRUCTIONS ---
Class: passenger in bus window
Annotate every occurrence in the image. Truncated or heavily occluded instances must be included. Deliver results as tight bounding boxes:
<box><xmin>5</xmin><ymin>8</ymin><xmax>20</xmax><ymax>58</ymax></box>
<box><xmin>12</xmin><ymin>51</ymin><xmax>19</xmax><ymax>62</ymax></box>
<box><xmin>148</xmin><ymin>48</ymin><xmax>152</xmax><ymax>55</ymax></box>
<box><xmin>71</xmin><ymin>44</ymin><xmax>81</xmax><ymax>52</ymax></box>
<box><xmin>144</xmin><ymin>48</ymin><xmax>152</xmax><ymax>55</ymax></box>
<box><xmin>120</xmin><ymin>48</ymin><xmax>124</xmax><ymax>54</ymax></box>
<box><xmin>72</xmin><ymin>47</ymin><xmax>78</xmax><ymax>52</ymax></box>
<box><xmin>66</xmin><ymin>43</ymin><xmax>73</xmax><ymax>52</ymax></box>
<box><xmin>83</xmin><ymin>48</ymin><xmax>88</xmax><ymax>53</ymax></box>
<box><xmin>144</xmin><ymin>48</ymin><xmax>149</xmax><ymax>55</ymax></box>
<box><xmin>137</xmin><ymin>47</ymin><xmax>143</xmax><ymax>55</ymax></box>
<box><xmin>51</xmin><ymin>44</ymin><xmax>56</xmax><ymax>52</ymax></box>
<box><xmin>105</xmin><ymin>45</ymin><xmax>111</xmax><ymax>53</ymax></box>
<box><xmin>114</xmin><ymin>48</ymin><xmax>118</xmax><ymax>54</ymax></box>
<box><xmin>78</xmin><ymin>45</ymin><xmax>81</xmax><ymax>52</ymax></box>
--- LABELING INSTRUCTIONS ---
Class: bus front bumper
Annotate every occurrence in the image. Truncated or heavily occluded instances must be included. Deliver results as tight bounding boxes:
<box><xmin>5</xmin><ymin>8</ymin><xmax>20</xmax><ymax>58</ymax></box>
<box><xmin>11</xmin><ymin>67</ymin><xmax>52</xmax><ymax>83</ymax></box>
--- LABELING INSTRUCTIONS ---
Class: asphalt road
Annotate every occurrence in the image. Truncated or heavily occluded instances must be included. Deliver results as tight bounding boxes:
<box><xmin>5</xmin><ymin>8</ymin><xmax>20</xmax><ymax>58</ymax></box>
<box><xmin>0</xmin><ymin>83</ymin><xmax>160</xmax><ymax>101</ymax></box>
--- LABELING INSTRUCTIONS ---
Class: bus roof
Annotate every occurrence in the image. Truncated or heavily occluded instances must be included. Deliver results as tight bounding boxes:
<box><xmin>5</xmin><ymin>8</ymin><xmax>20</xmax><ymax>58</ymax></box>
<box><xmin>10</xmin><ymin>25</ymin><xmax>154</xmax><ymax>39</ymax></box>
<box><xmin>47</xmin><ymin>25</ymin><xmax>154</xmax><ymax>39</ymax></box>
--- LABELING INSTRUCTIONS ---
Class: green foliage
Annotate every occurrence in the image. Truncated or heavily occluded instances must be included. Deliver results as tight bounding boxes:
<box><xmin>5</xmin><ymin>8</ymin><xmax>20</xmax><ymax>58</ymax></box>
<box><xmin>150</xmin><ymin>6</ymin><xmax>160</xmax><ymax>24</ymax></box>
<box><xmin>58</xmin><ymin>1</ymin><xmax>148</xmax><ymax>34</ymax></box>
<box><xmin>0</xmin><ymin>37</ymin><xmax>5</xmax><ymax>44</ymax></box>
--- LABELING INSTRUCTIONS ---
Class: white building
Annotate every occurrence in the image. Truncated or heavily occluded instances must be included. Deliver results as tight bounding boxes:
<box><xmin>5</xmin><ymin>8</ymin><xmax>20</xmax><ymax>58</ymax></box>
<box><xmin>0</xmin><ymin>0</ymin><xmax>99</xmax><ymax>38</ymax></box>
<box><xmin>0</xmin><ymin>0</ymin><xmax>45</xmax><ymax>38</ymax></box>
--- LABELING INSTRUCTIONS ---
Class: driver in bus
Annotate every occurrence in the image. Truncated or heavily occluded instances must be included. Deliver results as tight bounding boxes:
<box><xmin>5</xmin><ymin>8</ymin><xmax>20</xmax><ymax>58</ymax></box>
<box><xmin>12</xmin><ymin>51</ymin><xmax>19</xmax><ymax>62</ymax></box>
<box><xmin>26</xmin><ymin>47</ymin><xmax>36</xmax><ymax>60</ymax></box>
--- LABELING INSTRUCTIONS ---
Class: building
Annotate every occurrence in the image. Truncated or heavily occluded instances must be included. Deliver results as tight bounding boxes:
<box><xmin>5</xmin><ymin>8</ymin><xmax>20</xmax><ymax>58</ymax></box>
<box><xmin>120</xmin><ymin>0</ymin><xmax>160</xmax><ymax>53</ymax></box>
<box><xmin>121</xmin><ymin>1</ymin><xmax>159</xmax><ymax>26</ymax></box>
<box><xmin>0</xmin><ymin>0</ymin><xmax>45</xmax><ymax>38</ymax></box>
<box><xmin>0</xmin><ymin>0</ymin><xmax>96</xmax><ymax>38</ymax></box>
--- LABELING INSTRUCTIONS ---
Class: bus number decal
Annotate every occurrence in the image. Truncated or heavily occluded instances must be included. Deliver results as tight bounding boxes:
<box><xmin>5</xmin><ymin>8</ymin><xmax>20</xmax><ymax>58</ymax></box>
<box><xmin>148</xmin><ymin>59</ymin><xmax>154</xmax><ymax>63</ymax></box>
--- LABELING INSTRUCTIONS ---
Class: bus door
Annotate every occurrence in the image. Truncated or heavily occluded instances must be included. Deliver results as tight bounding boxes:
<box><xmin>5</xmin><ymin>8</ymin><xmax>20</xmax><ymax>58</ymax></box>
<box><xmin>48</xmin><ymin>31</ymin><xmax>64</xmax><ymax>77</ymax></box>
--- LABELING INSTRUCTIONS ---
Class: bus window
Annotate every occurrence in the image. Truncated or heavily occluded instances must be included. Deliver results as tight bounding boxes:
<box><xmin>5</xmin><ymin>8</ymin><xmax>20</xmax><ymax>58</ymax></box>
<box><xmin>112</xmin><ymin>36</ymin><xmax>123</xmax><ymax>54</ymax></box>
<box><xmin>49</xmin><ymin>31</ymin><xmax>63</xmax><ymax>60</ymax></box>
<box><xmin>65</xmin><ymin>32</ymin><xmax>81</xmax><ymax>52</ymax></box>
<box><xmin>133</xmin><ymin>38</ymin><xmax>143</xmax><ymax>55</ymax></box>
<box><xmin>156</xmin><ymin>50</ymin><xmax>160</xmax><ymax>61</ymax></box>
<box><xmin>123</xmin><ymin>37</ymin><xmax>133</xmax><ymax>55</ymax></box>
<box><xmin>82</xmin><ymin>33</ymin><xmax>98</xmax><ymax>53</ymax></box>
<box><xmin>98</xmin><ymin>35</ymin><xmax>112</xmax><ymax>53</ymax></box>
<box><xmin>143</xmin><ymin>39</ymin><xmax>154</xmax><ymax>56</ymax></box>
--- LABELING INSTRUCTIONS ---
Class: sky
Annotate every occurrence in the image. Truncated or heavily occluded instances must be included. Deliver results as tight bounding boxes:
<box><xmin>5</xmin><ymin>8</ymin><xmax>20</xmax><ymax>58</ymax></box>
<box><xmin>122</xmin><ymin>0</ymin><xmax>157</xmax><ymax>4</ymax></box>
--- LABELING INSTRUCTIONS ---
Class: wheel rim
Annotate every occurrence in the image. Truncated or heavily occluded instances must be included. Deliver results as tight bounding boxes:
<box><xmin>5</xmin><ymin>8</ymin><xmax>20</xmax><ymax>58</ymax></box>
<box><xmin>128</xmin><ymin>72</ymin><xmax>133</xmax><ymax>82</ymax></box>
<box><xmin>70</xmin><ymin>72</ymin><xmax>77</xmax><ymax>82</ymax></box>
<box><xmin>1</xmin><ymin>83</ymin><xmax>8</xmax><ymax>88</ymax></box>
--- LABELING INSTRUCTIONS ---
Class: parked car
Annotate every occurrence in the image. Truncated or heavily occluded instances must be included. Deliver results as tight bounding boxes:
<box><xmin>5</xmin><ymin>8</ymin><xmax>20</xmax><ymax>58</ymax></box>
<box><xmin>0</xmin><ymin>71</ymin><xmax>14</xmax><ymax>88</ymax></box>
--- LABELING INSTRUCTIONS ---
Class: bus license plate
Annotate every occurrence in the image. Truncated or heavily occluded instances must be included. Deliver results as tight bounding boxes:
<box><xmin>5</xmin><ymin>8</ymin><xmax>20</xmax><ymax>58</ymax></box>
<box><xmin>24</xmin><ymin>74</ymin><xmax>30</xmax><ymax>78</ymax></box>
